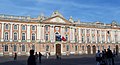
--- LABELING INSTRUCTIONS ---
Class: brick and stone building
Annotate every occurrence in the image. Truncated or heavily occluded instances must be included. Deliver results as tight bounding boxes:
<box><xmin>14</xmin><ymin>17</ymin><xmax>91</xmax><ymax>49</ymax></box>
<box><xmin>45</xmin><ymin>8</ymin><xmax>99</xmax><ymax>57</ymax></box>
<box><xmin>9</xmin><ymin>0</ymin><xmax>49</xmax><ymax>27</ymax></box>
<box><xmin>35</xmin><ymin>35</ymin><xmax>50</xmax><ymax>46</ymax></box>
<box><xmin>0</xmin><ymin>11</ymin><xmax>120</xmax><ymax>56</ymax></box>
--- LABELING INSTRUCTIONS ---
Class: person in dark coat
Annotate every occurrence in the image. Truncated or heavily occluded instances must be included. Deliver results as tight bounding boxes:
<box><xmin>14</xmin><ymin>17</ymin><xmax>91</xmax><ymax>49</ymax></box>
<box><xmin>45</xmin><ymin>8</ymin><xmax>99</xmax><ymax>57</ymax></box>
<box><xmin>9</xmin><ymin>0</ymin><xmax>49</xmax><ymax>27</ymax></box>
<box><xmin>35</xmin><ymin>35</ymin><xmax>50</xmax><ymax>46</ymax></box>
<box><xmin>39</xmin><ymin>52</ymin><xmax>42</xmax><ymax>63</ymax></box>
<box><xmin>14</xmin><ymin>53</ymin><xmax>17</xmax><ymax>60</ymax></box>
<box><xmin>27</xmin><ymin>50</ymin><xmax>36</xmax><ymax>65</ymax></box>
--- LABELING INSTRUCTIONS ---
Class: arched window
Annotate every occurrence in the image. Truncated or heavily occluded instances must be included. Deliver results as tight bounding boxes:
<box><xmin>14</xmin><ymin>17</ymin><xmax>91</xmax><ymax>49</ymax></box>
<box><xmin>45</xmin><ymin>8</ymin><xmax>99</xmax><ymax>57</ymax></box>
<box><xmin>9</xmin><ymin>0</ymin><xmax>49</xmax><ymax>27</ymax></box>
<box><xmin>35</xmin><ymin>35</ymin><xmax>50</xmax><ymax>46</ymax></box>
<box><xmin>46</xmin><ymin>45</ymin><xmax>49</xmax><ymax>51</ymax></box>
<box><xmin>13</xmin><ymin>45</ymin><xmax>17</xmax><ymax>51</ymax></box>
<box><xmin>4</xmin><ymin>32</ymin><xmax>8</xmax><ymax>41</ymax></box>
<box><xmin>66</xmin><ymin>45</ymin><xmax>69</xmax><ymax>51</ymax></box>
<box><xmin>22</xmin><ymin>45</ymin><xmax>25</xmax><ymax>51</ymax></box>
<box><xmin>4</xmin><ymin>44</ymin><xmax>8</xmax><ymax>52</ymax></box>
<box><xmin>32</xmin><ymin>33</ymin><xmax>35</xmax><ymax>40</ymax></box>
<box><xmin>5</xmin><ymin>24</ymin><xmax>9</xmax><ymax>30</ymax></box>
<box><xmin>14</xmin><ymin>25</ymin><xmax>17</xmax><ymax>30</ymax></box>
<box><xmin>22</xmin><ymin>25</ymin><xmax>26</xmax><ymax>30</ymax></box>
<box><xmin>14</xmin><ymin>33</ymin><xmax>17</xmax><ymax>41</ymax></box>
<box><xmin>22</xmin><ymin>33</ymin><xmax>25</xmax><ymax>40</ymax></box>
<box><xmin>32</xmin><ymin>25</ymin><xmax>35</xmax><ymax>30</ymax></box>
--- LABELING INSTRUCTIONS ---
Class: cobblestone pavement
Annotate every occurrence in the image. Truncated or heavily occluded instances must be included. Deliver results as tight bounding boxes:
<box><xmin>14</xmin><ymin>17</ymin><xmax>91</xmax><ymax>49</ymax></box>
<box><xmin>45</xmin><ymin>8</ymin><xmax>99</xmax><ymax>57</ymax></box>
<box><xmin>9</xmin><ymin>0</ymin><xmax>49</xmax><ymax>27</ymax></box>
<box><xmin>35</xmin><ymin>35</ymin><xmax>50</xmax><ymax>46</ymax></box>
<box><xmin>0</xmin><ymin>54</ymin><xmax>120</xmax><ymax>65</ymax></box>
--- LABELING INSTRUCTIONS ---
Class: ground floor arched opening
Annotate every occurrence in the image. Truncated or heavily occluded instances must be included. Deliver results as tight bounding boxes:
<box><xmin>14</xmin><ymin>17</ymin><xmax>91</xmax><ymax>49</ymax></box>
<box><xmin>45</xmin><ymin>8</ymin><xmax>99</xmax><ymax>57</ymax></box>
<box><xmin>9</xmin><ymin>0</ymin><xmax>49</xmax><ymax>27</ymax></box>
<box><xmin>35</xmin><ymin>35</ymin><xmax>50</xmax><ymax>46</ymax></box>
<box><xmin>56</xmin><ymin>44</ymin><xmax>61</xmax><ymax>56</ymax></box>
<box><xmin>92</xmin><ymin>45</ymin><xmax>96</xmax><ymax>54</ymax></box>
<box><xmin>87</xmin><ymin>45</ymin><xmax>91</xmax><ymax>54</ymax></box>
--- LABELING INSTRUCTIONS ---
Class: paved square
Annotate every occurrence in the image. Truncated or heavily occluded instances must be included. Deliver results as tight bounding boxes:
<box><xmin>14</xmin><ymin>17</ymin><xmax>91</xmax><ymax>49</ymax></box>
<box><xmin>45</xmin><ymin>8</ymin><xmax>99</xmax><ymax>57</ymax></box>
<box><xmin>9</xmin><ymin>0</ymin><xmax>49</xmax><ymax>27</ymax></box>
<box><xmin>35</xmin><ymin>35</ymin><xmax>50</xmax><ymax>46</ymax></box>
<box><xmin>0</xmin><ymin>54</ymin><xmax>120</xmax><ymax>65</ymax></box>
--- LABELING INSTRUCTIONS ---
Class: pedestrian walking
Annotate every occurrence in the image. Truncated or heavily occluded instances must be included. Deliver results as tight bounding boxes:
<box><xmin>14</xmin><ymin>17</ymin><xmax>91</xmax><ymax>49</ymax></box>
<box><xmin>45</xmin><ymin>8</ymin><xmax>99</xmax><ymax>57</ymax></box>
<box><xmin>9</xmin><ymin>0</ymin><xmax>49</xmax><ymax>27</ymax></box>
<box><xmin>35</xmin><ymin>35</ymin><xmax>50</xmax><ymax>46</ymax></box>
<box><xmin>35</xmin><ymin>52</ymin><xmax>38</xmax><ymax>62</ymax></box>
<box><xmin>27</xmin><ymin>50</ymin><xmax>36</xmax><ymax>65</ymax></box>
<box><xmin>106</xmin><ymin>48</ymin><xmax>113</xmax><ymax>65</ymax></box>
<box><xmin>14</xmin><ymin>53</ymin><xmax>17</xmax><ymax>60</ymax></box>
<box><xmin>39</xmin><ymin>52</ymin><xmax>42</xmax><ymax>63</ymax></box>
<box><xmin>96</xmin><ymin>50</ymin><xmax>101</xmax><ymax>65</ymax></box>
<box><xmin>46</xmin><ymin>52</ymin><xmax>50</xmax><ymax>59</ymax></box>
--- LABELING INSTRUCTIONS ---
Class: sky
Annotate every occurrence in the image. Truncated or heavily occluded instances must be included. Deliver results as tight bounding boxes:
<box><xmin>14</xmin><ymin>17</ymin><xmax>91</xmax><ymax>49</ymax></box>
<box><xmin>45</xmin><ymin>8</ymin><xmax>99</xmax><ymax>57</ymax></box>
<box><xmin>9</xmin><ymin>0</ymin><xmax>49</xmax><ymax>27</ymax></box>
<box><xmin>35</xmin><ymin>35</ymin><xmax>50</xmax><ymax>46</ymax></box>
<box><xmin>0</xmin><ymin>0</ymin><xmax>120</xmax><ymax>24</ymax></box>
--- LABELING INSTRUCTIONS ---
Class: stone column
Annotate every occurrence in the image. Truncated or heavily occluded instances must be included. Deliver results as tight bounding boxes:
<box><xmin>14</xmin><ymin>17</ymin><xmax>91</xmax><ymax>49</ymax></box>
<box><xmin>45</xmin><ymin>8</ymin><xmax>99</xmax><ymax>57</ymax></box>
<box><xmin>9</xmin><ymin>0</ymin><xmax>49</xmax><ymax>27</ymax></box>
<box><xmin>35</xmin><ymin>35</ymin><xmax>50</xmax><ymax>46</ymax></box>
<box><xmin>104</xmin><ymin>30</ymin><xmax>107</xmax><ymax>43</ymax></box>
<box><xmin>27</xmin><ymin>24</ymin><xmax>30</xmax><ymax>42</ymax></box>
<box><xmin>90</xmin><ymin>29</ymin><xmax>92</xmax><ymax>43</ymax></box>
<box><xmin>41</xmin><ymin>25</ymin><xmax>45</xmax><ymax>42</ymax></box>
<box><xmin>95</xmin><ymin>29</ymin><xmax>97</xmax><ymax>43</ymax></box>
<box><xmin>72</xmin><ymin>27</ymin><xmax>75</xmax><ymax>43</ymax></box>
<box><xmin>78</xmin><ymin>28</ymin><xmax>81</xmax><ymax>43</ymax></box>
<box><xmin>85</xmin><ymin>28</ymin><xmax>87</xmax><ymax>43</ymax></box>
<box><xmin>18</xmin><ymin>24</ymin><xmax>21</xmax><ymax>42</ymax></box>
<box><xmin>37</xmin><ymin>24</ymin><xmax>41</xmax><ymax>42</ymax></box>
<box><xmin>1</xmin><ymin>23</ymin><xmax>4</xmax><ymax>42</ymax></box>
<box><xmin>100</xmin><ymin>30</ymin><xmax>102</xmax><ymax>43</ymax></box>
<box><xmin>50</xmin><ymin>25</ymin><xmax>55</xmax><ymax>42</ymax></box>
<box><xmin>10</xmin><ymin>23</ymin><xmax>13</xmax><ymax>42</ymax></box>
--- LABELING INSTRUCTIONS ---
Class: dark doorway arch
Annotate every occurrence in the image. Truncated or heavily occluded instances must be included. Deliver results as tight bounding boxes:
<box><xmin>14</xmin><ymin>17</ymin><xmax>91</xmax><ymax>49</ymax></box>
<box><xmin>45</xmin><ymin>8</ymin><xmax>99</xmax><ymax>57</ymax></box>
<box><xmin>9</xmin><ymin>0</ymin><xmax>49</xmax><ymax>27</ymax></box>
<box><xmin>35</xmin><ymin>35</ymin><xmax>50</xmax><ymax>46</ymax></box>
<box><xmin>116</xmin><ymin>45</ymin><xmax>119</xmax><ymax>55</ymax></box>
<box><xmin>56</xmin><ymin>44</ymin><xmax>61</xmax><ymax>56</ymax></box>
<box><xmin>92</xmin><ymin>45</ymin><xmax>96</xmax><ymax>54</ymax></box>
<box><xmin>87</xmin><ymin>45</ymin><xmax>91</xmax><ymax>54</ymax></box>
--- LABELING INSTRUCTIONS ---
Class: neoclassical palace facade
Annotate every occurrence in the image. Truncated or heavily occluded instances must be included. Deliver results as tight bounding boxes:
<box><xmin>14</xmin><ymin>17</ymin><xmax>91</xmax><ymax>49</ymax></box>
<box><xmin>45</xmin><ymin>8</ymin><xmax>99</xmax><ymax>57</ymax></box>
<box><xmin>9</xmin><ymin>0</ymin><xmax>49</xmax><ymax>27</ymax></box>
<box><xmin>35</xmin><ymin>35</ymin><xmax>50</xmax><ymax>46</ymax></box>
<box><xmin>0</xmin><ymin>11</ymin><xmax>120</xmax><ymax>56</ymax></box>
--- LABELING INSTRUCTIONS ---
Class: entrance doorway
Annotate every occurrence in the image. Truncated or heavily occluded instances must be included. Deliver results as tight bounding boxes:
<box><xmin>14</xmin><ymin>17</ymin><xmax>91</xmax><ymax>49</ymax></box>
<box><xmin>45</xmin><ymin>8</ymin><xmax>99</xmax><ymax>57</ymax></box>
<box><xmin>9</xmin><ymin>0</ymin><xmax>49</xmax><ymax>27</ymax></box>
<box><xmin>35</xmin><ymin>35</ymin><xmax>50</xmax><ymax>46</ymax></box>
<box><xmin>87</xmin><ymin>45</ymin><xmax>91</xmax><ymax>54</ymax></box>
<box><xmin>56</xmin><ymin>44</ymin><xmax>61</xmax><ymax>56</ymax></box>
<box><xmin>92</xmin><ymin>45</ymin><xmax>96</xmax><ymax>54</ymax></box>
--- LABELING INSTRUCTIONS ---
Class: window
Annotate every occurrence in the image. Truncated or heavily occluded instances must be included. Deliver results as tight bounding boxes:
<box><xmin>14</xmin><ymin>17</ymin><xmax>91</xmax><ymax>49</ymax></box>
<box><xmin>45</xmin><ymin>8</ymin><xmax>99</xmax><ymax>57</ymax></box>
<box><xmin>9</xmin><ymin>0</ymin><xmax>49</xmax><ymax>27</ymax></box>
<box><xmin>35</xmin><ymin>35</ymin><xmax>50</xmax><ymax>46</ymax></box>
<box><xmin>5</xmin><ymin>24</ymin><xmax>9</xmax><ymax>30</ymax></box>
<box><xmin>65</xmin><ymin>35</ymin><xmax>68</xmax><ymax>41</ymax></box>
<box><xmin>92</xmin><ymin>36</ymin><xmax>95</xmax><ymax>42</ymax></box>
<box><xmin>32</xmin><ymin>33</ymin><xmax>35</xmax><ymax>40</ymax></box>
<box><xmin>97</xmin><ymin>30</ymin><xmax>99</xmax><ymax>34</ymax></box>
<box><xmin>107</xmin><ymin>31</ymin><xmax>110</xmax><ymax>34</ymax></box>
<box><xmin>87</xmin><ymin>36</ymin><xmax>89</xmax><ymax>43</ymax></box>
<box><xmin>102</xmin><ymin>46</ymin><xmax>104</xmax><ymax>50</ymax></box>
<box><xmin>75</xmin><ymin>35</ymin><xmax>77</xmax><ymax>42</ymax></box>
<box><xmin>81</xmin><ymin>29</ymin><xmax>84</xmax><ymax>34</ymax></box>
<box><xmin>32</xmin><ymin>26</ymin><xmax>35</xmax><ymax>30</ymax></box>
<box><xmin>45</xmin><ymin>34</ymin><xmax>48</xmax><ymax>41</ymax></box>
<box><xmin>97</xmin><ymin>46</ymin><xmax>100</xmax><ymax>50</ymax></box>
<box><xmin>14</xmin><ymin>25</ymin><xmax>17</xmax><ymax>30</ymax></box>
<box><xmin>4</xmin><ymin>44</ymin><xmax>8</xmax><ymax>52</ymax></box>
<box><xmin>22</xmin><ymin>45</ymin><xmax>25</xmax><ymax>51</ymax></box>
<box><xmin>13</xmin><ymin>45</ymin><xmax>17</xmax><ymax>51</ymax></box>
<box><xmin>97</xmin><ymin>36</ymin><xmax>100</xmax><ymax>42</ymax></box>
<box><xmin>102</xmin><ymin>36</ymin><xmax>105</xmax><ymax>42</ymax></box>
<box><xmin>107</xmin><ymin>36</ymin><xmax>111</xmax><ymax>42</ymax></box>
<box><xmin>22</xmin><ymin>33</ymin><xmax>25</xmax><ymax>40</ymax></box>
<box><xmin>4</xmin><ymin>32</ymin><xmax>8</xmax><ymax>41</ymax></box>
<box><xmin>82</xmin><ymin>46</ymin><xmax>84</xmax><ymax>50</ymax></box>
<box><xmin>32</xmin><ymin>45</ymin><xmax>35</xmax><ymax>50</ymax></box>
<box><xmin>22</xmin><ymin>25</ymin><xmax>26</xmax><ymax>30</ymax></box>
<box><xmin>45</xmin><ymin>26</ymin><xmax>48</xmax><ymax>31</ymax></box>
<box><xmin>82</xmin><ymin>36</ymin><xmax>84</xmax><ymax>43</ymax></box>
<box><xmin>66</xmin><ymin>45</ymin><xmax>69</xmax><ymax>51</ymax></box>
<box><xmin>65</xmin><ymin>27</ymin><xmax>68</xmax><ymax>32</ymax></box>
<box><xmin>75</xmin><ymin>45</ymin><xmax>78</xmax><ymax>51</ymax></box>
<box><xmin>46</xmin><ymin>45</ymin><xmax>49</xmax><ymax>51</ymax></box>
<box><xmin>75</xmin><ymin>29</ymin><xmax>76</xmax><ymax>32</ymax></box>
<box><xmin>87</xmin><ymin>29</ymin><xmax>89</xmax><ymax>33</ymax></box>
<box><xmin>14</xmin><ymin>33</ymin><xmax>17</xmax><ymax>41</ymax></box>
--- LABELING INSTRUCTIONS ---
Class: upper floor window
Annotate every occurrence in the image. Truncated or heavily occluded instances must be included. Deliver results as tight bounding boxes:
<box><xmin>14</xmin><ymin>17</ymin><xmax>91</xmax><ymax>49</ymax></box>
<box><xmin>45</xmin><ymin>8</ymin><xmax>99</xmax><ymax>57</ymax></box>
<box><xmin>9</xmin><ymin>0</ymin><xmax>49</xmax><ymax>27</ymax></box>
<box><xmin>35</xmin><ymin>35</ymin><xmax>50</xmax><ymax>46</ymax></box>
<box><xmin>97</xmin><ymin>30</ymin><xmax>100</xmax><ymax>34</ymax></box>
<box><xmin>45</xmin><ymin>26</ymin><xmax>49</xmax><ymax>31</ymax></box>
<box><xmin>65</xmin><ymin>35</ymin><xmax>68</xmax><ymax>41</ymax></box>
<box><xmin>45</xmin><ymin>34</ymin><xmax>48</xmax><ymax>41</ymax></box>
<box><xmin>22</xmin><ymin>33</ymin><xmax>25</xmax><ymax>40</ymax></box>
<box><xmin>22</xmin><ymin>25</ymin><xmax>26</xmax><ymax>30</ymax></box>
<box><xmin>32</xmin><ymin>25</ymin><xmax>35</xmax><ymax>31</ymax></box>
<box><xmin>86</xmin><ymin>29</ymin><xmax>89</xmax><ymax>33</ymax></box>
<box><xmin>5</xmin><ymin>24</ymin><xmax>9</xmax><ymax>30</ymax></box>
<box><xmin>107</xmin><ymin>31</ymin><xmax>110</xmax><ymax>34</ymax></box>
<box><xmin>14</xmin><ymin>32</ymin><xmax>17</xmax><ymax>41</ymax></box>
<box><xmin>81</xmin><ymin>29</ymin><xmax>85</xmax><ymax>34</ymax></box>
<box><xmin>14</xmin><ymin>25</ymin><xmax>18</xmax><ymax>30</ymax></box>
<box><xmin>82</xmin><ymin>36</ymin><xmax>84</xmax><ymax>43</ymax></box>
<box><xmin>75</xmin><ymin>29</ymin><xmax>77</xmax><ymax>32</ymax></box>
<box><xmin>32</xmin><ymin>33</ymin><xmax>35</xmax><ymax>40</ymax></box>
<box><xmin>4</xmin><ymin>32</ymin><xmax>8</xmax><ymax>41</ymax></box>
<box><xmin>65</xmin><ymin>27</ymin><xmax>68</xmax><ymax>32</ymax></box>
<box><xmin>75</xmin><ymin>45</ymin><xmax>78</xmax><ymax>51</ymax></box>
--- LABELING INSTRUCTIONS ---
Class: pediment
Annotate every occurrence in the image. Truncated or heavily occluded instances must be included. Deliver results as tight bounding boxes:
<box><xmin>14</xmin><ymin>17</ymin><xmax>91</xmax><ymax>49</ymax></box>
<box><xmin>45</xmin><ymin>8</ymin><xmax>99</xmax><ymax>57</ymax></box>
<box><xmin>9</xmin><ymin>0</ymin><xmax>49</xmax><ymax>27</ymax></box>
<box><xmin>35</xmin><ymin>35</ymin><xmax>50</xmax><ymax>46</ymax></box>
<box><xmin>43</xmin><ymin>16</ymin><xmax>71</xmax><ymax>24</ymax></box>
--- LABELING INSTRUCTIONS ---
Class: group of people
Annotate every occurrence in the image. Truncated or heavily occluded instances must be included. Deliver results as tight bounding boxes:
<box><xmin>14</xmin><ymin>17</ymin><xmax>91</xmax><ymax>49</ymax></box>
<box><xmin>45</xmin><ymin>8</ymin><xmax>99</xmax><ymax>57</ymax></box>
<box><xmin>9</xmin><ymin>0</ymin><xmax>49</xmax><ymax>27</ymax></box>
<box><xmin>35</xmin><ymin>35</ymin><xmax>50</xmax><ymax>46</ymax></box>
<box><xmin>27</xmin><ymin>50</ymin><xmax>43</xmax><ymax>65</ymax></box>
<box><xmin>96</xmin><ymin>48</ymin><xmax>116</xmax><ymax>65</ymax></box>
